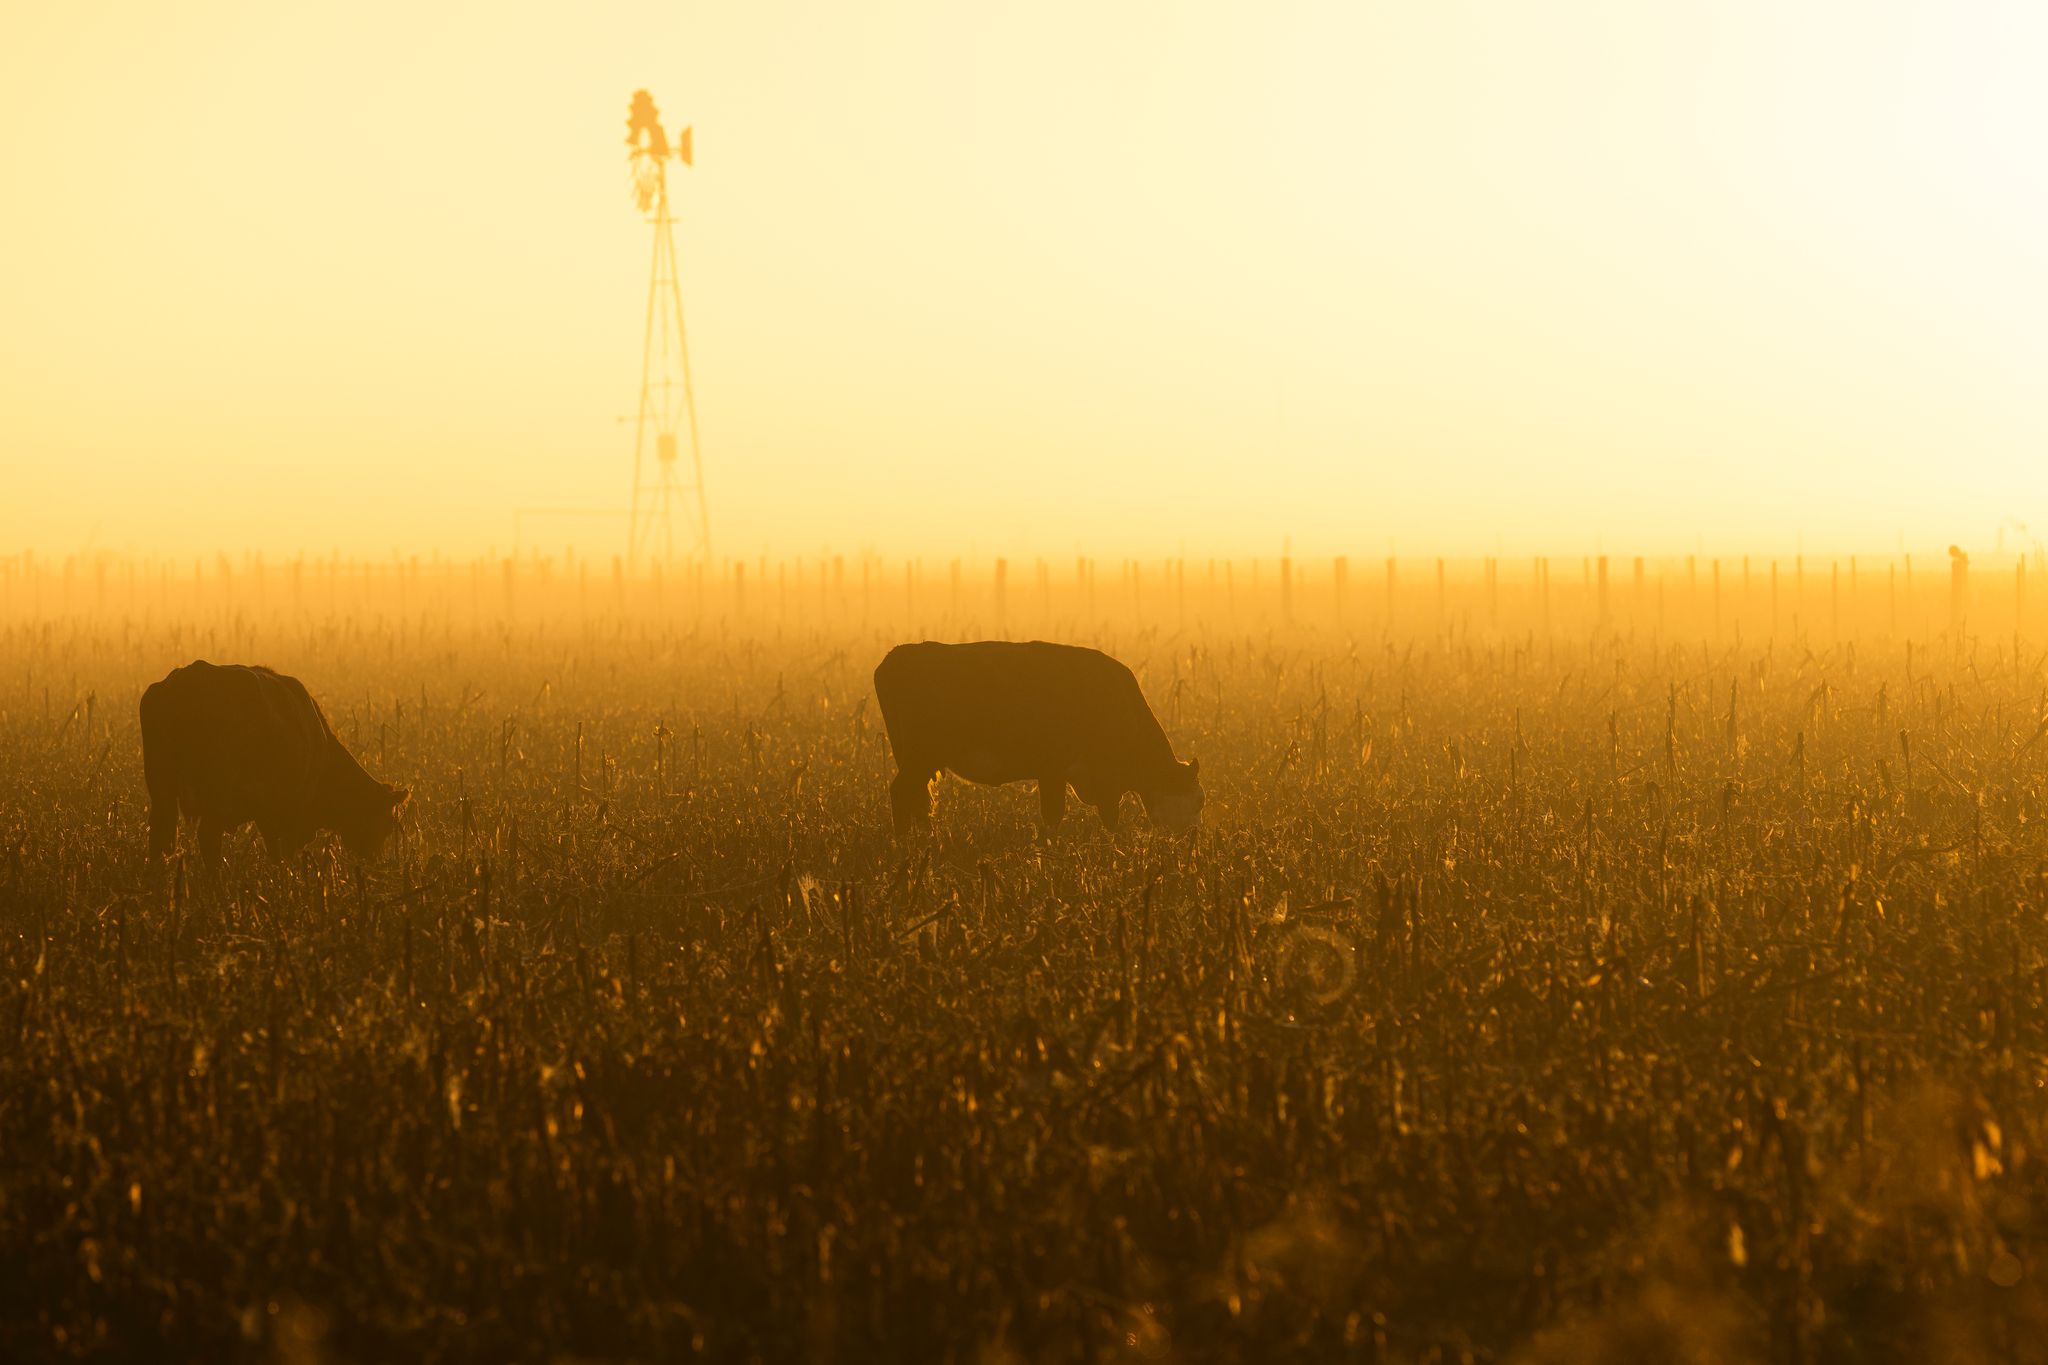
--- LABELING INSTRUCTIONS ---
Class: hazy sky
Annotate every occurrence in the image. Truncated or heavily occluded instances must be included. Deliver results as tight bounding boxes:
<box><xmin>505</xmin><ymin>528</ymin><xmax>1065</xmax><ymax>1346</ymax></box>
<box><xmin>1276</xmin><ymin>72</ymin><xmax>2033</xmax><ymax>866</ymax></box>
<box><xmin>2</xmin><ymin>1</ymin><xmax>2044</xmax><ymax>563</ymax></box>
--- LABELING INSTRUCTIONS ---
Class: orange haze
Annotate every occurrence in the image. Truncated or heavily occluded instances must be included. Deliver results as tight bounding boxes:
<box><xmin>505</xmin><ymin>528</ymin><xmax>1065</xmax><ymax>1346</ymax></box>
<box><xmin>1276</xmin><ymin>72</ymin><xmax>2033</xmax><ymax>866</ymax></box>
<box><xmin>2</xmin><ymin>1</ymin><xmax>2045</xmax><ymax>564</ymax></box>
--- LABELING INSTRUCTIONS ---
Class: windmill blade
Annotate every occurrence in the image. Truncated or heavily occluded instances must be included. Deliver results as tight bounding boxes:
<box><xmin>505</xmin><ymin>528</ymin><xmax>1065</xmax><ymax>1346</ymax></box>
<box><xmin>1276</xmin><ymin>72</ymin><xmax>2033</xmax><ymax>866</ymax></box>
<box><xmin>677</xmin><ymin>126</ymin><xmax>693</xmax><ymax>167</ymax></box>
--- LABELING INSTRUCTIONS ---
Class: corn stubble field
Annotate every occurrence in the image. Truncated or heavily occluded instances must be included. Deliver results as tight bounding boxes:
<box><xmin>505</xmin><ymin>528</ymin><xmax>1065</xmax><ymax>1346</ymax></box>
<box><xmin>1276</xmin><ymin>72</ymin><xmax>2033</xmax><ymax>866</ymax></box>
<box><xmin>2</xmin><ymin>559</ymin><xmax>2046</xmax><ymax>1363</ymax></box>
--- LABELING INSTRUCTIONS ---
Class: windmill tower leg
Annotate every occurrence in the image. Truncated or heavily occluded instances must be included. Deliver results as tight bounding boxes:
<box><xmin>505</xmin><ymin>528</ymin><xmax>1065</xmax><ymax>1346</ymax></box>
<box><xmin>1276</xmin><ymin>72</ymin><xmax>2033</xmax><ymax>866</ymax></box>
<box><xmin>628</xmin><ymin>201</ymin><xmax>665</xmax><ymax>569</ymax></box>
<box><xmin>664</xmin><ymin>212</ymin><xmax>710</xmax><ymax>562</ymax></box>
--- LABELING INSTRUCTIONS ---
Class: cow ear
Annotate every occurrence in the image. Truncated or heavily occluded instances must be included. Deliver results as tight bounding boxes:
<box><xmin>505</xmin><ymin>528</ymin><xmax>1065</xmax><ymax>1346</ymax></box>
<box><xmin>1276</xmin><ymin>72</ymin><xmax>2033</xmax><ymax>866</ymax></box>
<box><xmin>388</xmin><ymin>785</ymin><xmax>412</xmax><ymax>810</ymax></box>
<box><xmin>1187</xmin><ymin>758</ymin><xmax>1200</xmax><ymax>778</ymax></box>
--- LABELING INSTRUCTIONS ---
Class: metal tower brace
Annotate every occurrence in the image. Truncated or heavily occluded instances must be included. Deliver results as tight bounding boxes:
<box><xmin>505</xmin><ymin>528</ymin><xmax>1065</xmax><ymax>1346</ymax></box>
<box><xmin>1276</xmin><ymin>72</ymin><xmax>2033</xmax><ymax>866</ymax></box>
<box><xmin>628</xmin><ymin>176</ymin><xmax>710</xmax><ymax>567</ymax></box>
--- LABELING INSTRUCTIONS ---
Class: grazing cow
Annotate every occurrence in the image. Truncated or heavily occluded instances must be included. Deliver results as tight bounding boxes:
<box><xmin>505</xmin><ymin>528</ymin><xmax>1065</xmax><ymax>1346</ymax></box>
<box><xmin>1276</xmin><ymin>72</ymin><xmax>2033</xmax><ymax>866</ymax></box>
<box><xmin>874</xmin><ymin>641</ymin><xmax>1202</xmax><ymax>835</ymax></box>
<box><xmin>141</xmin><ymin>661</ymin><xmax>408</xmax><ymax>863</ymax></box>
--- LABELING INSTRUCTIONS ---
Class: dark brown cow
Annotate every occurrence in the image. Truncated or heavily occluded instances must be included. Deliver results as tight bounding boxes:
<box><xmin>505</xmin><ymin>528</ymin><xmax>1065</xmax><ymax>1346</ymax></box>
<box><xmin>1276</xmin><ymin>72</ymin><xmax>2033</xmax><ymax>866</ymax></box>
<box><xmin>874</xmin><ymin>641</ymin><xmax>1201</xmax><ymax>835</ymax></box>
<box><xmin>141</xmin><ymin>662</ymin><xmax>407</xmax><ymax>863</ymax></box>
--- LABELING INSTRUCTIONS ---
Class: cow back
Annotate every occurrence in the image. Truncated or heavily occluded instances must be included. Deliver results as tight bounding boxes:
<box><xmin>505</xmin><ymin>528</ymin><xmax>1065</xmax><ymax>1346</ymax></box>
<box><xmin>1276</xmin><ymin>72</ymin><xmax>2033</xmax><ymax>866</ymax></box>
<box><xmin>141</xmin><ymin>662</ymin><xmax>337</xmax><ymax>814</ymax></box>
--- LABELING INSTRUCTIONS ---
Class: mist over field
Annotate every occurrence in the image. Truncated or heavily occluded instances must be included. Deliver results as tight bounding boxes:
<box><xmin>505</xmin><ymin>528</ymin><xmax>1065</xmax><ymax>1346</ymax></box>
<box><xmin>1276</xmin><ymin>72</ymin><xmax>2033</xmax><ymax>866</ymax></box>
<box><xmin>1</xmin><ymin>554</ymin><xmax>2044</xmax><ymax>1361</ymax></box>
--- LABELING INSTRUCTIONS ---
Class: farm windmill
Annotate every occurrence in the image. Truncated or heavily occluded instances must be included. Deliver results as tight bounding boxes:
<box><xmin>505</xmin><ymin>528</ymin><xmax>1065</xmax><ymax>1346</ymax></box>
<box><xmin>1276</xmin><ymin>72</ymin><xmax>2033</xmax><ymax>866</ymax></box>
<box><xmin>624</xmin><ymin>89</ymin><xmax>710</xmax><ymax>567</ymax></box>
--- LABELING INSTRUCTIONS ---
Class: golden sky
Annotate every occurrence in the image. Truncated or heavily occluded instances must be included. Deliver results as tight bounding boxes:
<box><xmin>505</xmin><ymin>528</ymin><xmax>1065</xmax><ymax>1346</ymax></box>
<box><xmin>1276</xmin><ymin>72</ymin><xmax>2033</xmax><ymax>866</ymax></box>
<box><xmin>2</xmin><ymin>1</ymin><xmax>2044</xmax><ymax>563</ymax></box>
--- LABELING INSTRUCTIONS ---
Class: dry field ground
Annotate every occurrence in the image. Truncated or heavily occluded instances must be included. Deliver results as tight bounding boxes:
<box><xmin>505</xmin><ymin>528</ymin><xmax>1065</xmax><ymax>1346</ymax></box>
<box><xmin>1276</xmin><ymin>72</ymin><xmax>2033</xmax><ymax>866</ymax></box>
<box><xmin>1</xmin><ymin>557</ymin><xmax>2044</xmax><ymax>1362</ymax></box>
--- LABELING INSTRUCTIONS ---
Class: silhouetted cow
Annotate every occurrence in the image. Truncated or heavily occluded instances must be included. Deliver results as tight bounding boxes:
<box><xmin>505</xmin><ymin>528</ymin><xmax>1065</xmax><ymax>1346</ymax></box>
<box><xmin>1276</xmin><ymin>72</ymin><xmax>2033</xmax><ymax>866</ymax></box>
<box><xmin>141</xmin><ymin>662</ymin><xmax>407</xmax><ymax>863</ymax></box>
<box><xmin>874</xmin><ymin>641</ymin><xmax>1202</xmax><ymax>835</ymax></box>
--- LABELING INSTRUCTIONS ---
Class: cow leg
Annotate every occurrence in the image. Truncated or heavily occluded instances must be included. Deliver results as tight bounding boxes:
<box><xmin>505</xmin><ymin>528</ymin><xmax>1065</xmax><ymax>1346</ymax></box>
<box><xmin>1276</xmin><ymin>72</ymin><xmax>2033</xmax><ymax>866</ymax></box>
<box><xmin>1072</xmin><ymin>771</ymin><xmax>1122</xmax><ymax>833</ymax></box>
<box><xmin>890</xmin><ymin>767</ymin><xmax>937</xmax><ymax>837</ymax></box>
<box><xmin>1037</xmin><ymin>777</ymin><xmax>1067</xmax><ymax>832</ymax></box>
<box><xmin>144</xmin><ymin>756</ymin><xmax>178</xmax><ymax>860</ymax></box>
<box><xmin>195</xmin><ymin>815</ymin><xmax>226</xmax><ymax>870</ymax></box>
<box><xmin>146</xmin><ymin>794</ymin><xmax>179</xmax><ymax>861</ymax></box>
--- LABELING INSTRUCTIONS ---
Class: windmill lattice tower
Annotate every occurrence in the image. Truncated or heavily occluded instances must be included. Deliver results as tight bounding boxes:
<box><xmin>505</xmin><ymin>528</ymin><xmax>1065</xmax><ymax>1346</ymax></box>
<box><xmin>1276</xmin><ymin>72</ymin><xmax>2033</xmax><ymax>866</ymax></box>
<box><xmin>625</xmin><ymin>89</ymin><xmax>710</xmax><ymax>567</ymax></box>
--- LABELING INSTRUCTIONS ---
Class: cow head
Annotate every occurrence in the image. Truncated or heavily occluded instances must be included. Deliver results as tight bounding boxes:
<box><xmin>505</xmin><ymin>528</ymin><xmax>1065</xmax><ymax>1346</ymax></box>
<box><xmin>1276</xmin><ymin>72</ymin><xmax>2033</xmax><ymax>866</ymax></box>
<box><xmin>1143</xmin><ymin>757</ymin><xmax>1203</xmax><ymax>831</ymax></box>
<box><xmin>339</xmin><ymin>782</ymin><xmax>410</xmax><ymax>859</ymax></box>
